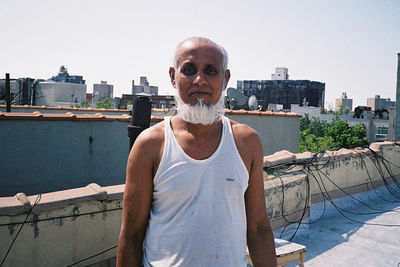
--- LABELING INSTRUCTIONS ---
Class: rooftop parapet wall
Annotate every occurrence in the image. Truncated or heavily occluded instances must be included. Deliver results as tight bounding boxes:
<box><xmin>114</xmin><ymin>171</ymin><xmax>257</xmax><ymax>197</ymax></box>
<box><xmin>264</xmin><ymin>141</ymin><xmax>400</xmax><ymax>201</ymax></box>
<box><xmin>0</xmin><ymin>178</ymin><xmax>308</xmax><ymax>266</ymax></box>
<box><xmin>0</xmin><ymin>110</ymin><xmax>300</xmax><ymax>196</ymax></box>
<box><xmin>0</xmin><ymin>104</ymin><xmax>130</xmax><ymax>116</ymax></box>
<box><xmin>225</xmin><ymin>111</ymin><xmax>301</xmax><ymax>155</ymax></box>
<box><xmin>0</xmin><ymin>184</ymin><xmax>123</xmax><ymax>267</ymax></box>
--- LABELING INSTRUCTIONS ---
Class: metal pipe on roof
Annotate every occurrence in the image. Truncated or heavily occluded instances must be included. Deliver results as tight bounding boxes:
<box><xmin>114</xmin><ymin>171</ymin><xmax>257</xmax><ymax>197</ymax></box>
<box><xmin>5</xmin><ymin>73</ymin><xmax>11</xmax><ymax>112</ymax></box>
<box><xmin>128</xmin><ymin>96</ymin><xmax>152</xmax><ymax>150</ymax></box>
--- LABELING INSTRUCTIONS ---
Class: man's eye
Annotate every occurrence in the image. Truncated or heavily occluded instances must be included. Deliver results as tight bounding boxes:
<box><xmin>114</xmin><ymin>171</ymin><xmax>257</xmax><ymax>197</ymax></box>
<box><xmin>204</xmin><ymin>67</ymin><xmax>217</xmax><ymax>76</ymax></box>
<box><xmin>182</xmin><ymin>66</ymin><xmax>197</xmax><ymax>76</ymax></box>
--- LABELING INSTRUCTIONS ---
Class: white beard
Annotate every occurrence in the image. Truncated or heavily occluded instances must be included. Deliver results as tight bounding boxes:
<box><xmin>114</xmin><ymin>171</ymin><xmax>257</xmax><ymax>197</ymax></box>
<box><xmin>174</xmin><ymin>93</ymin><xmax>226</xmax><ymax>125</ymax></box>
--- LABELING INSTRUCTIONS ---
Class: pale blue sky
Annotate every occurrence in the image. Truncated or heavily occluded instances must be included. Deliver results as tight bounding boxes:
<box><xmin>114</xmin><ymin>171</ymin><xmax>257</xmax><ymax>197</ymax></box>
<box><xmin>1</xmin><ymin>0</ymin><xmax>399</xmax><ymax>108</ymax></box>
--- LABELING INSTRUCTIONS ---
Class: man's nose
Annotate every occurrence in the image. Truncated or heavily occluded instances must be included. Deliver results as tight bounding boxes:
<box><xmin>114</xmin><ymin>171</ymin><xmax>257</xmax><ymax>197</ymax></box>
<box><xmin>193</xmin><ymin>72</ymin><xmax>207</xmax><ymax>86</ymax></box>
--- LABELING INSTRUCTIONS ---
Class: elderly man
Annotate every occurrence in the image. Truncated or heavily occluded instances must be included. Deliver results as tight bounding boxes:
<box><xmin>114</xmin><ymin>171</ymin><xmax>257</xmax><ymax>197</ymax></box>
<box><xmin>117</xmin><ymin>37</ymin><xmax>277</xmax><ymax>267</ymax></box>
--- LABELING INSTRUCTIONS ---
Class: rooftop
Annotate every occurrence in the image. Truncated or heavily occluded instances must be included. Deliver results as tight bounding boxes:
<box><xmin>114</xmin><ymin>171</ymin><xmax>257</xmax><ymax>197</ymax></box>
<box><xmin>278</xmin><ymin>187</ymin><xmax>400</xmax><ymax>266</ymax></box>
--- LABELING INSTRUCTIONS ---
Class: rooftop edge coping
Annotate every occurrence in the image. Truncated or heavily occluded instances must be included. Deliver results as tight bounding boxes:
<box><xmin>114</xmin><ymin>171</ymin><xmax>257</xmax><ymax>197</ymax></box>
<box><xmin>0</xmin><ymin>183</ymin><xmax>125</xmax><ymax>216</ymax></box>
<box><xmin>0</xmin><ymin>104</ymin><xmax>129</xmax><ymax>113</ymax></box>
<box><xmin>263</xmin><ymin>141</ymin><xmax>399</xmax><ymax>168</ymax></box>
<box><xmin>0</xmin><ymin>111</ymin><xmax>164</xmax><ymax>122</ymax></box>
<box><xmin>1</xmin><ymin>105</ymin><xmax>301</xmax><ymax>117</ymax></box>
<box><xmin>0</xmin><ymin>110</ymin><xmax>301</xmax><ymax>122</ymax></box>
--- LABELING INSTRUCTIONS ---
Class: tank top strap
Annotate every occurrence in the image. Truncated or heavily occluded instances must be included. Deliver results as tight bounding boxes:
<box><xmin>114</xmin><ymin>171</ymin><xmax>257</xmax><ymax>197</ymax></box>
<box><xmin>163</xmin><ymin>116</ymin><xmax>171</xmax><ymax>135</ymax></box>
<box><xmin>221</xmin><ymin>116</ymin><xmax>233</xmax><ymax>145</ymax></box>
<box><xmin>163</xmin><ymin>116</ymin><xmax>173</xmax><ymax>152</ymax></box>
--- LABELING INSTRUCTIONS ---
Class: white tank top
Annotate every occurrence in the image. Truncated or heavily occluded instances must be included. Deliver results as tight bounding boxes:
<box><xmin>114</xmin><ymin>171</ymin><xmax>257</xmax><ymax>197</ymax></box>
<box><xmin>143</xmin><ymin>116</ymin><xmax>249</xmax><ymax>267</ymax></box>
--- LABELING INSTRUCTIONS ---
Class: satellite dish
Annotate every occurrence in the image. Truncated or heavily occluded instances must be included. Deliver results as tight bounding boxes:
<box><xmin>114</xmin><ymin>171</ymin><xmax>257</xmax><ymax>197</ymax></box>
<box><xmin>227</xmin><ymin>88</ymin><xmax>248</xmax><ymax>109</ymax></box>
<box><xmin>248</xmin><ymin>95</ymin><xmax>258</xmax><ymax>110</ymax></box>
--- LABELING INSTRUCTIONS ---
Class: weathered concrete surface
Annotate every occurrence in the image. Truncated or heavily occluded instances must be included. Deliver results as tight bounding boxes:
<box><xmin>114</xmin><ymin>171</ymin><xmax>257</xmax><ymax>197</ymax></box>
<box><xmin>0</xmin><ymin>186</ymin><xmax>122</xmax><ymax>267</ymax></box>
<box><xmin>264</xmin><ymin>168</ymin><xmax>309</xmax><ymax>227</ymax></box>
<box><xmin>278</xmin><ymin>187</ymin><xmax>400</xmax><ymax>267</ymax></box>
<box><xmin>226</xmin><ymin>113</ymin><xmax>300</xmax><ymax>156</ymax></box>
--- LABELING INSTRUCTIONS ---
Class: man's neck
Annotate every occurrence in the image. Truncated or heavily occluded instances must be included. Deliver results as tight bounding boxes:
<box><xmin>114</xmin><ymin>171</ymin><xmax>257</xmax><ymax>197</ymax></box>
<box><xmin>173</xmin><ymin>115</ymin><xmax>223</xmax><ymax>138</ymax></box>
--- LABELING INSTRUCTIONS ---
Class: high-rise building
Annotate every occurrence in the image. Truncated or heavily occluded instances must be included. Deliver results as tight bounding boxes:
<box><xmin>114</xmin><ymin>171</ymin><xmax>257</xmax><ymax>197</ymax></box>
<box><xmin>0</xmin><ymin>66</ymin><xmax>86</xmax><ymax>107</ymax></box>
<box><xmin>237</xmin><ymin>69</ymin><xmax>325</xmax><ymax>110</ymax></box>
<box><xmin>35</xmin><ymin>66</ymin><xmax>86</xmax><ymax>107</ymax></box>
<box><xmin>51</xmin><ymin>66</ymin><xmax>85</xmax><ymax>85</ymax></box>
<box><xmin>271</xmin><ymin>67</ymin><xmax>289</xmax><ymax>80</ymax></box>
<box><xmin>335</xmin><ymin>92</ymin><xmax>353</xmax><ymax>112</ymax></box>
<box><xmin>35</xmin><ymin>81</ymin><xmax>86</xmax><ymax>107</ymax></box>
<box><xmin>132</xmin><ymin>76</ymin><xmax>158</xmax><ymax>95</ymax></box>
<box><xmin>93</xmin><ymin>81</ymin><xmax>113</xmax><ymax>103</ymax></box>
<box><xmin>366</xmin><ymin>95</ymin><xmax>395</xmax><ymax>111</ymax></box>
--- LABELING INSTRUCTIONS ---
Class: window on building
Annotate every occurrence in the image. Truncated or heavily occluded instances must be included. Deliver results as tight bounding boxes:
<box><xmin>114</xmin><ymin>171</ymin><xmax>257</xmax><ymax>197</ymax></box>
<box><xmin>377</xmin><ymin>127</ymin><xmax>388</xmax><ymax>135</ymax></box>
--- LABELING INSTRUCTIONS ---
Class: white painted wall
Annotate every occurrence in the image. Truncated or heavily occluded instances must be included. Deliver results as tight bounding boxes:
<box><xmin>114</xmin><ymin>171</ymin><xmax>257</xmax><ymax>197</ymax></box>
<box><xmin>35</xmin><ymin>82</ymin><xmax>87</xmax><ymax>107</ymax></box>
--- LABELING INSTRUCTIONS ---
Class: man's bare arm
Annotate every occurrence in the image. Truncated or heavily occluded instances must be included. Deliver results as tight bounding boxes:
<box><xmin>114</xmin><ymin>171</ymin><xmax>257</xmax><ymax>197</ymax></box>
<box><xmin>116</xmin><ymin>126</ymin><xmax>162</xmax><ymax>267</ymax></box>
<box><xmin>235</xmin><ymin>124</ymin><xmax>277</xmax><ymax>266</ymax></box>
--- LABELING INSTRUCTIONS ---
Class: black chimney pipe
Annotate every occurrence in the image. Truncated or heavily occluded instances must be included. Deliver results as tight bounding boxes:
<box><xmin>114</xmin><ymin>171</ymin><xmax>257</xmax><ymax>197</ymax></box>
<box><xmin>5</xmin><ymin>73</ymin><xmax>11</xmax><ymax>112</ymax></box>
<box><xmin>128</xmin><ymin>96</ymin><xmax>152</xmax><ymax>150</ymax></box>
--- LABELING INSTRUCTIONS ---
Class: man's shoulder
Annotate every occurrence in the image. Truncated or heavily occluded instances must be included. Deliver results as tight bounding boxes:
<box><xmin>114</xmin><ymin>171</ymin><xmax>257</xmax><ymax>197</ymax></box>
<box><xmin>229</xmin><ymin>119</ymin><xmax>260</xmax><ymax>143</ymax></box>
<box><xmin>132</xmin><ymin>120</ymin><xmax>165</xmax><ymax>152</ymax></box>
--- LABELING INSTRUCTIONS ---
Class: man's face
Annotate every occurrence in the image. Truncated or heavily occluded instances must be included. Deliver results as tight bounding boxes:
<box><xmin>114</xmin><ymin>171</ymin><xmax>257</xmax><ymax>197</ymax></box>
<box><xmin>170</xmin><ymin>41</ymin><xmax>230</xmax><ymax>106</ymax></box>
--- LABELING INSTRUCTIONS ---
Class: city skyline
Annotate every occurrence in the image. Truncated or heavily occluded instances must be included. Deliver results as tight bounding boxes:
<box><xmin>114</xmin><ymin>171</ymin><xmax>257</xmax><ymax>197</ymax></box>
<box><xmin>1</xmin><ymin>0</ymin><xmax>399</xmax><ymax>109</ymax></box>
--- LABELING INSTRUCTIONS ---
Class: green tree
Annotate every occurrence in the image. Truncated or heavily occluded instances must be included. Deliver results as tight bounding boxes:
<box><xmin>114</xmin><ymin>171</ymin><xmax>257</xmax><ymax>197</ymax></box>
<box><xmin>96</xmin><ymin>98</ymin><xmax>113</xmax><ymax>109</ymax></box>
<box><xmin>343</xmin><ymin>107</ymin><xmax>350</xmax><ymax>115</ymax></box>
<box><xmin>299</xmin><ymin>116</ymin><xmax>368</xmax><ymax>153</ymax></box>
<box><xmin>73</xmin><ymin>100</ymin><xmax>90</xmax><ymax>108</ymax></box>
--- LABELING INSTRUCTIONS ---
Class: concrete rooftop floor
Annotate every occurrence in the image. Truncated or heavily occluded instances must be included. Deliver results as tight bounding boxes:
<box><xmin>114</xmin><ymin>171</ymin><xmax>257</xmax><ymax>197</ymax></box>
<box><xmin>274</xmin><ymin>186</ymin><xmax>400</xmax><ymax>267</ymax></box>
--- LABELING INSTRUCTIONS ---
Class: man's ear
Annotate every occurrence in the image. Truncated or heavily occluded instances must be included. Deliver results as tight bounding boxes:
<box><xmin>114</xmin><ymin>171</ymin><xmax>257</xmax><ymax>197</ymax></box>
<box><xmin>223</xmin><ymin>69</ymin><xmax>231</xmax><ymax>89</ymax></box>
<box><xmin>169</xmin><ymin>67</ymin><xmax>176</xmax><ymax>88</ymax></box>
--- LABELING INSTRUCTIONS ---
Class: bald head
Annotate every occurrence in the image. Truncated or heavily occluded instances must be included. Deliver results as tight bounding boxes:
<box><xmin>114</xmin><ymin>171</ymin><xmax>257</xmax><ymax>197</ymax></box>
<box><xmin>173</xmin><ymin>37</ymin><xmax>229</xmax><ymax>72</ymax></box>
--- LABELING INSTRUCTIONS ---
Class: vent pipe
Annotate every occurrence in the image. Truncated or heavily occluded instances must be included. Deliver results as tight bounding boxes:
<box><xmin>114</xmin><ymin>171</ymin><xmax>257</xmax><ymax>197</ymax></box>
<box><xmin>128</xmin><ymin>96</ymin><xmax>152</xmax><ymax>150</ymax></box>
<box><xmin>5</xmin><ymin>73</ymin><xmax>11</xmax><ymax>112</ymax></box>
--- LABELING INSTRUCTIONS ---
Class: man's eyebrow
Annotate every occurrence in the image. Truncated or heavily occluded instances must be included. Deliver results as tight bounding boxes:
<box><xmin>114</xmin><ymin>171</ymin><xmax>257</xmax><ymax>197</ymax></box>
<box><xmin>182</xmin><ymin>62</ymin><xmax>195</xmax><ymax>66</ymax></box>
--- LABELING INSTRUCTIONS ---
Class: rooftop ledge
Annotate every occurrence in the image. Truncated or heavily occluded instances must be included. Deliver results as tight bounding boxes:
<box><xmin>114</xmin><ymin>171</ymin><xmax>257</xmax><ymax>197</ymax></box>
<box><xmin>0</xmin><ymin>105</ymin><xmax>301</xmax><ymax>119</ymax></box>
<box><xmin>0</xmin><ymin>104</ymin><xmax>128</xmax><ymax>113</ymax></box>
<box><xmin>0</xmin><ymin>184</ymin><xmax>124</xmax><ymax>216</ymax></box>
<box><xmin>264</xmin><ymin>141</ymin><xmax>399</xmax><ymax>167</ymax></box>
<box><xmin>0</xmin><ymin>111</ymin><xmax>164</xmax><ymax>122</ymax></box>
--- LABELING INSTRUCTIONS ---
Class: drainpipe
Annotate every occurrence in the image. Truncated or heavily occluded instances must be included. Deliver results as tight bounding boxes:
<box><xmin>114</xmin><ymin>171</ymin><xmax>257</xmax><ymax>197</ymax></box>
<box><xmin>5</xmin><ymin>73</ymin><xmax>11</xmax><ymax>112</ymax></box>
<box><xmin>128</xmin><ymin>96</ymin><xmax>152</xmax><ymax>150</ymax></box>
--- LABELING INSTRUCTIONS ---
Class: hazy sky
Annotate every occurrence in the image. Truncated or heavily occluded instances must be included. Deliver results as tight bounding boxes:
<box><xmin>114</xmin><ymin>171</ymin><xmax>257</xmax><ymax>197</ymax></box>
<box><xmin>1</xmin><ymin>0</ymin><xmax>399</xmax><ymax>108</ymax></box>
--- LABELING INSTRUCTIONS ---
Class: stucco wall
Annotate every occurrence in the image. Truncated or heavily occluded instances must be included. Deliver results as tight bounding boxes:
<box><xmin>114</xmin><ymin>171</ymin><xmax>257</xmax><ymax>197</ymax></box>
<box><xmin>0</xmin><ymin>119</ymin><xmax>131</xmax><ymax>196</ymax></box>
<box><xmin>0</xmin><ymin>177</ymin><xmax>309</xmax><ymax>267</ymax></box>
<box><xmin>35</xmin><ymin>82</ymin><xmax>87</xmax><ymax>107</ymax></box>
<box><xmin>226</xmin><ymin>112</ymin><xmax>300</xmax><ymax>155</ymax></box>
<box><xmin>0</xmin><ymin>110</ymin><xmax>299</xmax><ymax>196</ymax></box>
<box><xmin>306</xmin><ymin>143</ymin><xmax>400</xmax><ymax>199</ymax></box>
<box><xmin>0</xmin><ymin>184</ymin><xmax>123</xmax><ymax>267</ymax></box>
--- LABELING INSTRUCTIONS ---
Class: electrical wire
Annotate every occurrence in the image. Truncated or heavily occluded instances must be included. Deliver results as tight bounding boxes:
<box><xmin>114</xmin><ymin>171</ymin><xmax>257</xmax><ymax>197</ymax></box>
<box><xmin>0</xmin><ymin>207</ymin><xmax>122</xmax><ymax>227</ymax></box>
<box><xmin>278</xmin><ymin>149</ymin><xmax>400</xmax><ymax>240</ymax></box>
<box><xmin>355</xmin><ymin>150</ymin><xmax>400</xmax><ymax>204</ymax></box>
<box><xmin>1</xmin><ymin>194</ymin><xmax>42</xmax><ymax>267</ymax></box>
<box><xmin>65</xmin><ymin>245</ymin><xmax>118</xmax><ymax>267</ymax></box>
